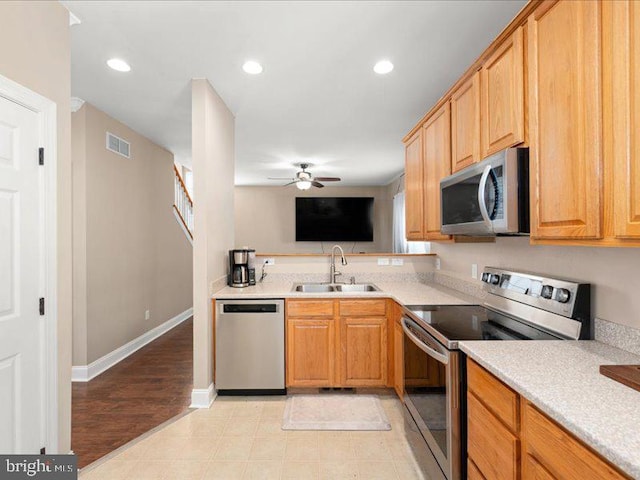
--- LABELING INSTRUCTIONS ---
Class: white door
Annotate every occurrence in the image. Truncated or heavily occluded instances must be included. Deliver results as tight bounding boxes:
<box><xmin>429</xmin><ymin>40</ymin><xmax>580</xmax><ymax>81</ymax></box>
<box><xmin>0</xmin><ymin>95</ymin><xmax>44</xmax><ymax>453</ymax></box>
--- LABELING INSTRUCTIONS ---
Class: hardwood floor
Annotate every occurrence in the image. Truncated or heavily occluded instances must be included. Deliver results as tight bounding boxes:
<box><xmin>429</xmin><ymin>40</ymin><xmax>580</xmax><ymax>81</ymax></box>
<box><xmin>72</xmin><ymin>318</ymin><xmax>193</xmax><ymax>468</ymax></box>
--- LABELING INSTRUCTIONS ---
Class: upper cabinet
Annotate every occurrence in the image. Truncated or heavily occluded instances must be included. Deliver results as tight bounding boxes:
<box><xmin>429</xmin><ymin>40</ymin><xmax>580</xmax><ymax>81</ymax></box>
<box><xmin>481</xmin><ymin>26</ymin><xmax>525</xmax><ymax>157</ymax></box>
<box><xmin>404</xmin><ymin>130</ymin><xmax>424</xmax><ymax>240</ymax></box>
<box><xmin>403</xmin><ymin>0</ymin><xmax>640</xmax><ymax>248</ymax></box>
<box><xmin>451</xmin><ymin>72</ymin><xmax>481</xmax><ymax>173</ymax></box>
<box><xmin>528</xmin><ymin>0</ymin><xmax>603</xmax><ymax>240</ymax></box>
<box><xmin>423</xmin><ymin>103</ymin><xmax>452</xmax><ymax>241</ymax></box>
<box><xmin>612</xmin><ymin>0</ymin><xmax>640</xmax><ymax>239</ymax></box>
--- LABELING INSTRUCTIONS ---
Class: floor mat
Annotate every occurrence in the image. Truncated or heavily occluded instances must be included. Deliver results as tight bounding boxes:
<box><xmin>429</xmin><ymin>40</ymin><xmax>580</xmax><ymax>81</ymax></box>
<box><xmin>282</xmin><ymin>394</ymin><xmax>391</xmax><ymax>431</ymax></box>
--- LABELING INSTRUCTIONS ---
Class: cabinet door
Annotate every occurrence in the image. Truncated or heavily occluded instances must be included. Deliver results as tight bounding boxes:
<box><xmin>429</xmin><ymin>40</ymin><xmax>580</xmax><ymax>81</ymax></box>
<box><xmin>451</xmin><ymin>72</ymin><xmax>481</xmax><ymax>172</ymax></box>
<box><xmin>523</xmin><ymin>403</ymin><xmax>627</xmax><ymax>480</ymax></box>
<box><xmin>528</xmin><ymin>0</ymin><xmax>603</xmax><ymax>239</ymax></box>
<box><xmin>340</xmin><ymin>317</ymin><xmax>387</xmax><ymax>386</ymax></box>
<box><xmin>481</xmin><ymin>27</ymin><xmax>525</xmax><ymax>157</ymax></box>
<box><xmin>405</xmin><ymin>129</ymin><xmax>425</xmax><ymax>240</ymax></box>
<box><xmin>612</xmin><ymin>0</ymin><xmax>640</xmax><ymax>238</ymax></box>
<box><xmin>423</xmin><ymin>102</ymin><xmax>452</xmax><ymax>241</ymax></box>
<box><xmin>286</xmin><ymin>318</ymin><xmax>335</xmax><ymax>387</ymax></box>
<box><xmin>393</xmin><ymin>320</ymin><xmax>403</xmax><ymax>399</ymax></box>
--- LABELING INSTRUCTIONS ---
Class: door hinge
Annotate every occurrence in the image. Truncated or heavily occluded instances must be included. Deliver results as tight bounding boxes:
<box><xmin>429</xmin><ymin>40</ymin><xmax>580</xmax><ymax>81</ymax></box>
<box><xmin>39</xmin><ymin>147</ymin><xmax>44</xmax><ymax>166</ymax></box>
<box><xmin>40</xmin><ymin>447</ymin><xmax>46</xmax><ymax>455</ymax></box>
<box><xmin>39</xmin><ymin>298</ymin><xmax>45</xmax><ymax>316</ymax></box>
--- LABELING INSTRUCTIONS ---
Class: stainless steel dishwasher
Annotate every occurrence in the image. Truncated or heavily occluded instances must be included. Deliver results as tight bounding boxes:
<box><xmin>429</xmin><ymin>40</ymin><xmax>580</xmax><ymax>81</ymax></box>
<box><xmin>215</xmin><ymin>299</ymin><xmax>285</xmax><ymax>395</ymax></box>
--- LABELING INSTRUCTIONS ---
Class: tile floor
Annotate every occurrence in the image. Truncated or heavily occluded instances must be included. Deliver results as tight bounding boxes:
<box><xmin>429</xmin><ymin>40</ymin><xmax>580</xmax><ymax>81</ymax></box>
<box><xmin>79</xmin><ymin>393</ymin><xmax>425</xmax><ymax>480</ymax></box>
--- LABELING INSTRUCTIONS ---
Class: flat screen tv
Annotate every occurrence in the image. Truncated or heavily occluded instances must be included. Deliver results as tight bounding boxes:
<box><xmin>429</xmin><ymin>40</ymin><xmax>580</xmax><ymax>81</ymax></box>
<box><xmin>296</xmin><ymin>197</ymin><xmax>374</xmax><ymax>242</ymax></box>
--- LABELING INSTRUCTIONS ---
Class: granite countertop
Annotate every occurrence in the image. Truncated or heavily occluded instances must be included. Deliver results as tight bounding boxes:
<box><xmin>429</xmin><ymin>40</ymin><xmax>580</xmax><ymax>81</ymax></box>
<box><xmin>213</xmin><ymin>280</ymin><xmax>479</xmax><ymax>306</ymax></box>
<box><xmin>459</xmin><ymin>340</ymin><xmax>640</xmax><ymax>478</ymax></box>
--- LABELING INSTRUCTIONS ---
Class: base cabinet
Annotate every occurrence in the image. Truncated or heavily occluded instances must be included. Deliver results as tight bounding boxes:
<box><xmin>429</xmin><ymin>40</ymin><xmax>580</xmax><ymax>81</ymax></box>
<box><xmin>286</xmin><ymin>318</ymin><xmax>335</xmax><ymax>387</ymax></box>
<box><xmin>286</xmin><ymin>299</ymin><xmax>387</xmax><ymax>388</ymax></box>
<box><xmin>467</xmin><ymin>359</ymin><xmax>629</xmax><ymax>480</ymax></box>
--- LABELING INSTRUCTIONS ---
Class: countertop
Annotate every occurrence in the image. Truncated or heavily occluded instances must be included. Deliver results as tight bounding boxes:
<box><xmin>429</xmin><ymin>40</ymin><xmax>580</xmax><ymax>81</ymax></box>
<box><xmin>213</xmin><ymin>280</ymin><xmax>479</xmax><ymax>306</ymax></box>
<box><xmin>459</xmin><ymin>340</ymin><xmax>640</xmax><ymax>479</ymax></box>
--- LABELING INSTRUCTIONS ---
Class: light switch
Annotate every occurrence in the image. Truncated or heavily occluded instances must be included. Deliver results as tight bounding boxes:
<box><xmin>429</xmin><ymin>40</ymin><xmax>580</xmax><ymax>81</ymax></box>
<box><xmin>377</xmin><ymin>258</ymin><xmax>390</xmax><ymax>266</ymax></box>
<box><xmin>392</xmin><ymin>258</ymin><xmax>404</xmax><ymax>266</ymax></box>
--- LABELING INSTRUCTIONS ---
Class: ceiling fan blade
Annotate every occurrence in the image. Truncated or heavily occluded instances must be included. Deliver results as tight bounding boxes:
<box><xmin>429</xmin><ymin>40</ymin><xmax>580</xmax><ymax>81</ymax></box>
<box><xmin>311</xmin><ymin>181</ymin><xmax>325</xmax><ymax>188</ymax></box>
<box><xmin>268</xmin><ymin>177</ymin><xmax>296</xmax><ymax>180</ymax></box>
<box><xmin>283</xmin><ymin>181</ymin><xmax>297</xmax><ymax>186</ymax></box>
<box><xmin>314</xmin><ymin>177</ymin><xmax>341</xmax><ymax>182</ymax></box>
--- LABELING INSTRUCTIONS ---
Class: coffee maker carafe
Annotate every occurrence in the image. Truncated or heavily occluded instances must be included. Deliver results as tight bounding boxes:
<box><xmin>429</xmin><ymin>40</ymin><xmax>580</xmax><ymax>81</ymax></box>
<box><xmin>229</xmin><ymin>248</ymin><xmax>255</xmax><ymax>288</ymax></box>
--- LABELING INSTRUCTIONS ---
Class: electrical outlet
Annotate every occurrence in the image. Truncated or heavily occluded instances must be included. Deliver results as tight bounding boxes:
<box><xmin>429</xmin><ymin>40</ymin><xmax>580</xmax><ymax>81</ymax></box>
<box><xmin>391</xmin><ymin>258</ymin><xmax>404</xmax><ymax>266</ymax></box>
<box><xmin>145</xmin><ymin>310</ymin><xmax>150</xmax><ymax>320</ymax></box>
<box><xmin>377</xmin><ymin>258</ymin><xmax>390</xmax><ymax>266</ymax></box>
<box><xmin>435</xmin><ymin>258</ymin><xmax>441</xmax><ymax>270</ymax></box>
<box><xmin>263</xmin><ymin>258</ymin><xmax>275</xmax><ymax>265</ymax></box>
<box><xmin>471</xmin><ymin>263</ymin><xmax>478</xmax><ymax>279</ymax></box>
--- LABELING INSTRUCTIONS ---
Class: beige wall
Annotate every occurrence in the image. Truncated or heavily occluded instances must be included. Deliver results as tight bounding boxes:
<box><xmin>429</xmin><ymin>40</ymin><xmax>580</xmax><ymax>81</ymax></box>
<box><xmin>235</xmin><ymin>185</ymin><xmax>394</xmax><ymax>253</ymax></box>
<box><xmin>192</xmin><ymin>79</ymin><xmax>235</xmax><ymax>392</ymax></box>
<box><xmin>259</xmin><ymin>255</ymin><xmax>435</xmax><ymax>276</ymax></box>
<box><xmin>432</xmin><ymin>238</ymin><xmax>640</xmax><ymax>330</ymax></box>
<box><xmin>72</xmin><ymin>103</ymin><xmax>193</xmax><ymax>364</ymax></box>
<box><xmin>0</xmin><ymin>1</ymin><xmax>72</xmax><ymax>453</ymax></box>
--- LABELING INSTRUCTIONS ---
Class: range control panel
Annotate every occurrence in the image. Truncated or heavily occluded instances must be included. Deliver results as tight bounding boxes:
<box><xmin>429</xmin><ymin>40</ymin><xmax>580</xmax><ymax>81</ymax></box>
<box><xmin>481</xmin><ymin>267</ymin><xmax>590</xmax><ymax>320</ymax></box>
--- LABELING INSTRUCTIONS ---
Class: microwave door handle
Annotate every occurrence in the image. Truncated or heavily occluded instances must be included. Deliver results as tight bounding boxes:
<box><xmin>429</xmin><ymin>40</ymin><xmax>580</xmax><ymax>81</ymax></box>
<box><xmin>478</xmin><ymin>164</ymin><xmax>494</xmax><ymax>229</ymax></box>
<box><xmin>401</xmin><ymin>317</ymin><xmax>449</xmax><ymax>365</ymax></box>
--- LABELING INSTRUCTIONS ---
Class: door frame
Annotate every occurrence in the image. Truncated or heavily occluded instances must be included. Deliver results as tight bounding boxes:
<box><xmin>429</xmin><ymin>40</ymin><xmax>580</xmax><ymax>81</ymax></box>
<box><xmin>0</xmin><ymin>73</ymin><xmax>58</xmax><ymax>452</ymax></box>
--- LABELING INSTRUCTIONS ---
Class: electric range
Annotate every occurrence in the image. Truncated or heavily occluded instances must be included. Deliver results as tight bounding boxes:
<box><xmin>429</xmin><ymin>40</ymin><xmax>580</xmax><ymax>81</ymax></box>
<box><xmin>399</xmin><ymin>267</ymin><xmax>591</xmax><ymax>480</ymax></box>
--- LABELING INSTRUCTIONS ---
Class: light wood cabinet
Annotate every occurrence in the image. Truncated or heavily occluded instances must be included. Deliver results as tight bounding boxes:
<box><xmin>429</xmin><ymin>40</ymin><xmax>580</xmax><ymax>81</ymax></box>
<box><xmin>523</xmin><ymin>402</ymin><xmax>628</xmax><ymax>480</ymax></box>
<box><xmin>612</xmin><ymin>0</ymin><xmax>640</xmax><ymax>239</ymax></box>
<box><xmin>468</xmin><ymin>391</ymin><xmax>520</xmax><ymax>480</ymax></box>
<box><xmin>528</xmin><ymin>0</ymin><xmax>603</xmax><ymax>240</ymax></box>
<box><xmin>468</xmin><ymin>359</ymin><xmax>630</xmax><ymax>480</ymax></box>
<box><xmin>286</xmin><ymin>298</ymin><xmax>388</xmax><ymax>388</ymax></box>
<box><xmin>481</xmin><ymin>26</ymin><xmax>525</xmax><ymax>157</ymax></box>
<box><xmin>404</xmin><ymin>129</ymin><xmax>425</xmax><ymax>240</ymax></box>
<box><xmin>451</xmin><ymin>72</ymin><xmax>481</xmax><ymax>172</ymax></box>
<box><xmin>340</xmin><ymin>317</ymin><xmax>387</xmax><ymax>386</ymax></box>
<box><xmin>423</xmin><ymin>102</ymin><xmax>453</xmax><ymax>241</ymax></box>
<box><xmin>286</xmin><ymin>317</ymin><xmax>335</xmax><ymax>387</ymax></box>
<box><xmin>393</xmin><ymin>319</ymin><xmax>403</xmax><ymax>399</ymax></box>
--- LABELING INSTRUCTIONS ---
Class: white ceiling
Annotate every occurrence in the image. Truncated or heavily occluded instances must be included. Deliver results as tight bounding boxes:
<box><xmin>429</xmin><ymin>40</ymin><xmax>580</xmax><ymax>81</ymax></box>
<box><xmin>64</xmin><ymin>0</ymin><xmax>526</xmax><ymax>186</ymax></box>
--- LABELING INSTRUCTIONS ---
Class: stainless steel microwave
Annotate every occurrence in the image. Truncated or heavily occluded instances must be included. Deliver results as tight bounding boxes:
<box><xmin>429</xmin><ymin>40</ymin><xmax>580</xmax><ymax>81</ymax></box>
<box><xmin>440</xmin><ymin>147</ymin><xmax>529</xmax><ymax>236</ymax></box>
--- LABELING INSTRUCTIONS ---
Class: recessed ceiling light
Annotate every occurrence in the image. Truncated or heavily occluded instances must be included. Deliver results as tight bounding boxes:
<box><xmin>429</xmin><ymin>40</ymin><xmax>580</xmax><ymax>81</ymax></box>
<box><xmin>373</xmin><ymin>60</ymin><xmax>394</xmax><ymax>75</ymax></box>
<box><xmin>107</xmin><ymin>58</ymin><xmax>131</xmax><ymax>72</ymax></box>
<box><xmin>242</xmin><ymin>60</ymin><xmax>263</xmax><ymax>75</ymax></box>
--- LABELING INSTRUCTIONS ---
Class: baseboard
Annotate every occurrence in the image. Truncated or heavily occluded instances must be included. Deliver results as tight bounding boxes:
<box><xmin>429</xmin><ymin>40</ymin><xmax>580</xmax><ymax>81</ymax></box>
<box><xmin>72</xmin><ymin>307</ymin><xmax>193</xmax><ymax>382</ymax></box>
<box><xmin>190</xmin><ymin>383</ymin><xmax>216</xmax><ymax>408</ymax></box>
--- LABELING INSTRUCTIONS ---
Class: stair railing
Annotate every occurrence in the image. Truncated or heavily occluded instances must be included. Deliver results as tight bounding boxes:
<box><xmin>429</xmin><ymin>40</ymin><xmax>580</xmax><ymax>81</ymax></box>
<box><xmin>173</xmin><ymin>165</ymin><xmax>193</xmax><ymax>239</ymax></box>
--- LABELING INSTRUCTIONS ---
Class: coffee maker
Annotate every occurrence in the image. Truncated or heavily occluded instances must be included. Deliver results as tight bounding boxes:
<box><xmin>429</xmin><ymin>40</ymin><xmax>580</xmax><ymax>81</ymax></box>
<box><xmin>228</xmin><ymin>248</ymin><xmax>256</xmax><ymax>287</ymax></box>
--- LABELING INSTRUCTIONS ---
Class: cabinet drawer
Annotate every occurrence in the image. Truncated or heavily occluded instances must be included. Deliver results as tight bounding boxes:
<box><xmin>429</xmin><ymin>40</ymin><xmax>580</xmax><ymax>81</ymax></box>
<box><xmin>339</xmin><ymin>299</ymin><xmax>386</xmax><ymax>317</ymax></box>
<box><xmin>468</xmin><ymin>391</ymin><xmax>519</xmax><ymax>480</ymax></box>
<box><xmin>467</xmin><ymin>360</ymin><xmax>519</xmax><ymax>433</ymax></box>
<box><xmin>287</xmin><ymin>299</ymin><xmax>334</xmax><ymax>318</ymax></box>
<box><xmin>523</xmin><ymin>403</ymin><xmax>628</xmax><ymax>480</ymax></box>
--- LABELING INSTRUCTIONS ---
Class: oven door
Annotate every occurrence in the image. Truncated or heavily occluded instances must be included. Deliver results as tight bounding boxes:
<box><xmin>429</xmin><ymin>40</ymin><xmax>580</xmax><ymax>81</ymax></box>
<box><xmin>402</xmin><ymin>316</ymin><xmax>461</xmax><ymax>480</ymax></box>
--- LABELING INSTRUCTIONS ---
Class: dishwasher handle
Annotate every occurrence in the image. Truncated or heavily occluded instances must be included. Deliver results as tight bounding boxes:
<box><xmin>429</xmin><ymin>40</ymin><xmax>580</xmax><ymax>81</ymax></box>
<box><xmin>221</xmin><ymin>303</ymin><xmax>279</xmax><ymax>314</ymax></box>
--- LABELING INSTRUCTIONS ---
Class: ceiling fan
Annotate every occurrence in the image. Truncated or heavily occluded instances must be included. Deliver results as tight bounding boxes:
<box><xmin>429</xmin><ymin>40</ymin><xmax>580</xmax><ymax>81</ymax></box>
<box><xmin>268</xmin><ymin>163</ymin><xmax>341</xmax><ymax>190</ymax></box>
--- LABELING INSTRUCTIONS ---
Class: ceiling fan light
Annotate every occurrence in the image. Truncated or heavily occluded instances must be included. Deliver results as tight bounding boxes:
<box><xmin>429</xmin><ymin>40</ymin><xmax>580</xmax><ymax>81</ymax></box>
<box><xmin>296</xmin><ymin>180</ymin><xmax>311</xmax><ymax>190</ymax></box>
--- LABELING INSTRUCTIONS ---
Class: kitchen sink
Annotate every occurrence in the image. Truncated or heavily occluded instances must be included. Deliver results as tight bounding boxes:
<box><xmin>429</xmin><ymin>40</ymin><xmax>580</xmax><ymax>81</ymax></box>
<box><xmin>291</xmin><ymin>283</ymin><xmax>380</xmax><ymax>293</ymax></box>
<box><xmin>334</xmin><ymin>284</ymin><xmax>380</xmax><ymax>292</ymax></box>
<box><xmin>293</xmin><ymin>284</ymin><xmax>336</xmax><ymax>292</ymax></box>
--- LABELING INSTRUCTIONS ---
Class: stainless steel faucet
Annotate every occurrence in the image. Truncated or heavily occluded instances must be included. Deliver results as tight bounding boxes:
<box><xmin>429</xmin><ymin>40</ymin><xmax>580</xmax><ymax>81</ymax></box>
<box><xmin>330</xmin><ymin>245</ymin><xmax>348</xmax><ymax>284</ymax></box>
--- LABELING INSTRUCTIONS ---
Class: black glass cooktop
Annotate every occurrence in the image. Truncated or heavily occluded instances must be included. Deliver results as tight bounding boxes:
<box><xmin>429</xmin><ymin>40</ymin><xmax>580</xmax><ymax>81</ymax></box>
<box><xmin>405</xmin><ymin>304</ymin><xmax>560</xmax><ymax>348</ymax></box>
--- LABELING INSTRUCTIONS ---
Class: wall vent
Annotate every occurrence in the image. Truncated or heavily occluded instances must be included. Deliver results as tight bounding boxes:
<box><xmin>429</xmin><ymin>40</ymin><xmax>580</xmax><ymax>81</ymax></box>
<box><xmin>106</xmin><ymin>132</ymin><xmax>131</xmax><ymax>158</ymax></box>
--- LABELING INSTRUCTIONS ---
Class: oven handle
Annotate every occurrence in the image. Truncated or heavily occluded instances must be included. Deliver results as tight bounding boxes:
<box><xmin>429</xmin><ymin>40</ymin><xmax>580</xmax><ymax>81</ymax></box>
<box><xmin>401</xmin><ymin>316</ymin><xmax>449</xmax><ymax>365</ymax></box>
<box><xmin>478</xmin><ymin>164</ymin><xmax>494</xmax><ymax>229</ymax></box>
